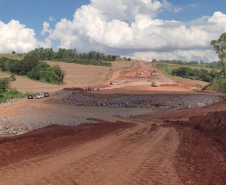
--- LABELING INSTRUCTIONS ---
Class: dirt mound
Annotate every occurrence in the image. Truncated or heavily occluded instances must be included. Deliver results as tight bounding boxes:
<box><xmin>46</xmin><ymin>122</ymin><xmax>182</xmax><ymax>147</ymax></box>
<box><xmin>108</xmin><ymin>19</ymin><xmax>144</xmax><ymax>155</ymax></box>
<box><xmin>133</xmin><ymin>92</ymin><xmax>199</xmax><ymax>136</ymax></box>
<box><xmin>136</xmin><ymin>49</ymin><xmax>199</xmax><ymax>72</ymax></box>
<box><xmin>191</xmin><ymin>111</ymin><xmax>226</xmax><ymax>134</ymax></box>
<box><xmin>174</xmin><ymin>110</ymin><xmax>226</xmax><ymax>135</ymax></box>
<box><xmin>174</xmin><ymin>125</ymin><xmax>226</xmax><ymax>185</ymax></box>
<box><xmin>171</xmin><ymin>110</ymin><xmax>226</xmax><ymax>184</ymax></box>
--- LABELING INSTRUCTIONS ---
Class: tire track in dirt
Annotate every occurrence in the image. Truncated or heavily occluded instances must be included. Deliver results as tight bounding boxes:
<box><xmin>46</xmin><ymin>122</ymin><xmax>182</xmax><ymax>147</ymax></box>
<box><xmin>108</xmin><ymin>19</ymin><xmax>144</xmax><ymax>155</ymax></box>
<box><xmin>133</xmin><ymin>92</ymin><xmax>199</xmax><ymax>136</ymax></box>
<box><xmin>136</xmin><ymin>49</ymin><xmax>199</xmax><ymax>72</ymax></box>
<box><xmin>0</xmin><ymin>120</ymin><xmax>182</xmax><ymax>185</ymax></box>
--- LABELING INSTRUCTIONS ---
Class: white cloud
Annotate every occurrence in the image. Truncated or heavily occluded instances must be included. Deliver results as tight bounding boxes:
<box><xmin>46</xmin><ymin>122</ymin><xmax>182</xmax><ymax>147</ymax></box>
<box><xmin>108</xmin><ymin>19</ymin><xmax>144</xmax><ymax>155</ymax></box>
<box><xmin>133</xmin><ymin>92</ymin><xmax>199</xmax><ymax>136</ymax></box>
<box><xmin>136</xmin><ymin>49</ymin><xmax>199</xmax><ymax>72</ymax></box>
<box><xmin>46</xmin><ymin>0</ymin><xmax>226</xmax><ymax>62</ymax></box>
<box><xmin>0</xmin><ymin>20</ymin><xmax>51</xmax><ymax>53</ymax></box>
<box><xmin>41</xmin><ymin>21</ymin><xmax>52</xmax><ymax>36</ymax></box>
<box><xmin>131</xmin><ymin>49</ymin><xmax>218</xmax><ymax>62</ymax></box>
<box><xmin>49</xmin><ymin>16</ymin><xmax>56</xmax><ymax>22</ymax></box>
<box><xmin>190</xmin><ymin>4</ymin><xmax>197</xmax><ymax>7</ymax></box>
<box><xmin>174</xmin><ymin>7</ymin><xmax>181</xmax><ymax>13</ymax></box>
<box><xmin>90</xmin><ymin>0</ymin><xmax>162</xmax><ymax>22</ymax></box>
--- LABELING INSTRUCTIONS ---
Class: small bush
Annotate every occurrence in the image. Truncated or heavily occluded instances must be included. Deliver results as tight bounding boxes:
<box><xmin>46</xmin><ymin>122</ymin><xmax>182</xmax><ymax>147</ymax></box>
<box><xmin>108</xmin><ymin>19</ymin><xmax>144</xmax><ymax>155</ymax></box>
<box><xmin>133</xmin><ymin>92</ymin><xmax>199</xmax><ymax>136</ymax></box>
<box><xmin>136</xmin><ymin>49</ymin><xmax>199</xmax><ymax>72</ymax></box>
<box><xmin>207</xmin><ymin>76</ymin><xmax>226</xmax><ymax>92</ymax></box>
<box><xmin>0</xmin><ymin>89</ymin><xmax>30</xmax><ymax>103</ymax></box>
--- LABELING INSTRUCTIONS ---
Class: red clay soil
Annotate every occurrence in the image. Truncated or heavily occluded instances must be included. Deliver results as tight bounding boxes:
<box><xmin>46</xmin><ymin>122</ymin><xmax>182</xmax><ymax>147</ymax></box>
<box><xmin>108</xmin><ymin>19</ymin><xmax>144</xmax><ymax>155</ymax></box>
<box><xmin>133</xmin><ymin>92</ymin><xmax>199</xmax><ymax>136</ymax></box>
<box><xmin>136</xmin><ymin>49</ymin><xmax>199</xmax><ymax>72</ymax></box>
<box><xmin>1</xmin><ymin>98</ymin><xmax>226</xmax><ymax>184</ymax></box>
<box><xmin>174</xmin><ymin>126</ymin><xmax>226</xmax><ymax>185</ymax></box>
<box><xmin>171</xmin><ymin>110</ymin><xmax>226</xmax><ymax>185</ymax></box>
<box><xmin>0</xmin><ymin>121</ymin><xmax>133</xmax><ymax>167</ymax></box>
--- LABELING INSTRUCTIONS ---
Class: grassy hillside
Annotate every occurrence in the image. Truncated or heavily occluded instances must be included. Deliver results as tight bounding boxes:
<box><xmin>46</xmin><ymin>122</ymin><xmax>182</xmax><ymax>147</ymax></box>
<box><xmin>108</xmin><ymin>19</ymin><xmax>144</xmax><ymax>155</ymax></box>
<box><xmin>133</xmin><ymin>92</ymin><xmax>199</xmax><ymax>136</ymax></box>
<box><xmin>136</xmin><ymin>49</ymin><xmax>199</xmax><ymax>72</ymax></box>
<box><xmin>157</xmin><ymin>63</ymin><xmax>217</xmax><ymax>73</ymax></box>
<box><xmin>0</xmin><ymin>53</ymin><xmax>26</xmax><ymax>60</ymax></box>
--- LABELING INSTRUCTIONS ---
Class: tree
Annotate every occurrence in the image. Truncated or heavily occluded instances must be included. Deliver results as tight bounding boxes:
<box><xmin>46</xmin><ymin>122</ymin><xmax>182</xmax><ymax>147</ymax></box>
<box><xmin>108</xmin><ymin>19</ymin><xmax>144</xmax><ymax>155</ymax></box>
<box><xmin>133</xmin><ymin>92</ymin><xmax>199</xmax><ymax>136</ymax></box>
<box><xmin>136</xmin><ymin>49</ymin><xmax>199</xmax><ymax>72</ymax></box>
<box><xmin>0</xmin><ymin>78</ymin><xmax>10</xmax><ymax>93</ymax></box>
<box><xmin>12</xmin><ymin>51</ymin><xmax>16</xmax><ymax>54</ymax></box>
<box><xmin>10</xmin><ymin>74</ymin><xmax>16</xmax><ymax>81</ymax></box>
<box><xmin>211</xmin><ymin>33</ymin><xmax>226</xmax><ymax>74</ymax></box>
<box><xmin>152</xmin><ymin>59</ymin><xmax>158</xmax><ymax>63</ymax></box>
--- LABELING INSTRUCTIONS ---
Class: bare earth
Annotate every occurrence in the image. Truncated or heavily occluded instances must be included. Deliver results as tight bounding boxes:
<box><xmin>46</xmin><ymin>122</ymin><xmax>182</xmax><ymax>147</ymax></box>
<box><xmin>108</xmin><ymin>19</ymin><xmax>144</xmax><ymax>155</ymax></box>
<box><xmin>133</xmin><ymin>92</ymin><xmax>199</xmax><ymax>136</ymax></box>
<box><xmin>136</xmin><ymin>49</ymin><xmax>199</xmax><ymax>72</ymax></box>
<box><xmin>0</xmin><ymin>62</ymin><xmax>109</xmax><ymax>93</ymax></box>
<box><xmin>0</xmin><ymin>60</ymin><xmax>226</xmax><ymax>184</ymax></box>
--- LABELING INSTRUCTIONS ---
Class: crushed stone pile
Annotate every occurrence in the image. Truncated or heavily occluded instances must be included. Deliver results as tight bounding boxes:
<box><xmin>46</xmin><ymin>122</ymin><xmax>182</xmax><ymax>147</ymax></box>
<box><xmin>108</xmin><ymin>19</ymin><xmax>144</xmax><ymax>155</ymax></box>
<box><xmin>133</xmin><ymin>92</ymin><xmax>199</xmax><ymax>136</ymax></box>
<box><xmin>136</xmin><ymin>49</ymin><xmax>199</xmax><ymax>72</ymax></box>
<box><xmin>62</xmin><ymin>93</ymin><xmax>222</xmax><ymax>110</ymax></box>
<box><xmin>0</xmin><ymin>114</ymin><xmax>95</xmax><ymax>136</ymax></box>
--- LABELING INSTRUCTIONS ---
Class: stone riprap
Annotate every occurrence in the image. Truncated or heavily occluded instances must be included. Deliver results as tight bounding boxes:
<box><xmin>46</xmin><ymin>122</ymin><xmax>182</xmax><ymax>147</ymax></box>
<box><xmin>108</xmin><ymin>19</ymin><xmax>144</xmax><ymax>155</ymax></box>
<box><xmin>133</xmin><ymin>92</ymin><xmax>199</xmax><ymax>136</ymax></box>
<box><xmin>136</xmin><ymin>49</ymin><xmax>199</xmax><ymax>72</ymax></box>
<box><xmin>0</xmin><ymin>114</ymin><xmax>95</xmax><ymax>136</ymax></box>
<box><xmin>62</xmin><ymin>93</ymin><xmax>222</xmax><ymax>110</ymax></box>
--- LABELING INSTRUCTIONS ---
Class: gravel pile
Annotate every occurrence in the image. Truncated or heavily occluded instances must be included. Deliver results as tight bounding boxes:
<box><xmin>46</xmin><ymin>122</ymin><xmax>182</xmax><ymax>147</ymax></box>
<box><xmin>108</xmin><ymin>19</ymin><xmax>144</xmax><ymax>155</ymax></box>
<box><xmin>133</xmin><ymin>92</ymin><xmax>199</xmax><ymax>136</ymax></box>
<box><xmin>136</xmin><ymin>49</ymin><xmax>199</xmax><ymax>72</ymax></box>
<box><xmin>62</xmin><ymin>93</ymin><xmax>221</xmax><ymax>110</ymax></box>
<box><xmin>0</xmin><ymin>114</ymin><xmax>95</xmax><ymax>136</ymax></box>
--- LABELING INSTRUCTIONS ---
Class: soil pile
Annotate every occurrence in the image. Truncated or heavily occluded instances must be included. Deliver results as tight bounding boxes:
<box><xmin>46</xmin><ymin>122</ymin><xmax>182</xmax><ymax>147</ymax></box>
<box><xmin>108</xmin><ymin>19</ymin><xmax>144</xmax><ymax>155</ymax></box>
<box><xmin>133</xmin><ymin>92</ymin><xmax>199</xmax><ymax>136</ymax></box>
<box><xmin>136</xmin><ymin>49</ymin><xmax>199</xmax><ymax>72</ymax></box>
<box><xmin>171</xmin><ymin>110</ymin><xmax>226</xmax><ymax>184</ymax></box>
<box><xmin>175</xmin><ymin>110</ymin><xmax>226</xmax><ymax>136</ymax></box>
<box><xmin>175</xmin><ymin>126</ymin><xmax>226</xmax><ymax>185</ymax></box>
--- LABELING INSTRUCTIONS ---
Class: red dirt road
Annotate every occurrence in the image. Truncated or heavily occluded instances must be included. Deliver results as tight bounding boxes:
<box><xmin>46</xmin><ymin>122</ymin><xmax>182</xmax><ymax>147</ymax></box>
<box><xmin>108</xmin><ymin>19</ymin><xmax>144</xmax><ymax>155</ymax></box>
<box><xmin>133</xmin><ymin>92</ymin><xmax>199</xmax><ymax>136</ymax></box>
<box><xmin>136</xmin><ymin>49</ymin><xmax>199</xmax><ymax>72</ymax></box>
<box><xmin>1</xmin><ymin>100</ymin><xmax>226</xmax><ymax>184</ymax></box>
<box><xmin>0</xmin><ymin>118</ymin><xmax>184</xmax><ymax>185</ymax></box>
<box><xmin>0</xmin><ymin>60</ymin><xmax>226</xmax><ymax>184</ymax></box>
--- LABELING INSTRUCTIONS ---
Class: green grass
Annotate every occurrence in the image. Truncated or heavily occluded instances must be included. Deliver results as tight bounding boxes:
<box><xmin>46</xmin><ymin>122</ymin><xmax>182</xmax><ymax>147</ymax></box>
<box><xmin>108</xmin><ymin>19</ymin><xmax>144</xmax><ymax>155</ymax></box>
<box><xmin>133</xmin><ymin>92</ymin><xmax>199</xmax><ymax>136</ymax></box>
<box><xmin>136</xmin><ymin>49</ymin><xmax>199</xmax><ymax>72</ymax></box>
<box><xmin>0</xmin><ymin>53</ymin><xmax>26</xmax><ymax>60</ymax></box>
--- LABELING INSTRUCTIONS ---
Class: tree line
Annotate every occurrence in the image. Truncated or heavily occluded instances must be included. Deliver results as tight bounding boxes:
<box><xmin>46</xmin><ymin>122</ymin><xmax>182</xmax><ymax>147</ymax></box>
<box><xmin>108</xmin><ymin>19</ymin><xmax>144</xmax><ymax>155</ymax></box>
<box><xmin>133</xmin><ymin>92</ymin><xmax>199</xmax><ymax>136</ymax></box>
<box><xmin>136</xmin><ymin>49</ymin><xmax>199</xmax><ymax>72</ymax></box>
<box><xmin>154</xmin><ymin>59</ymin><xmax>221</xmax><ymax>70</ymax></box>
<box><xmin>26</xmin><ymin>48</ymin><xmax>118</xmax><ymax>66</ymax></box>
<box><xmin>171</xmin><ymin>67</ymin><xmax>218</xmax><ymax>82</ymax></box>
<box><xmin>0</xmin><ymin>56</ymin><xmax>65</xmax><ymax>84</ymax></box>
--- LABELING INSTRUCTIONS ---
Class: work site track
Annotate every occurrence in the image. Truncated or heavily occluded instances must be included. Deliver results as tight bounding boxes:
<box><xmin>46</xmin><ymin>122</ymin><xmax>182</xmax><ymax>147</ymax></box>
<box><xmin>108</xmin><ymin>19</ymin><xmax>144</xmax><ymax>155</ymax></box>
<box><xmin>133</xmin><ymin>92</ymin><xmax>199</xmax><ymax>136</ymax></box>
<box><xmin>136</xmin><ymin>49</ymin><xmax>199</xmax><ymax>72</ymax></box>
<box><xmin>1</xmin><ymin>101</ymin><xmax>226</xmax><ymax>184</ymax></box>
<box><xmin>0</xmin><ymin>119</ymin><xmax>183</xmax><ymax>185</ymax></box>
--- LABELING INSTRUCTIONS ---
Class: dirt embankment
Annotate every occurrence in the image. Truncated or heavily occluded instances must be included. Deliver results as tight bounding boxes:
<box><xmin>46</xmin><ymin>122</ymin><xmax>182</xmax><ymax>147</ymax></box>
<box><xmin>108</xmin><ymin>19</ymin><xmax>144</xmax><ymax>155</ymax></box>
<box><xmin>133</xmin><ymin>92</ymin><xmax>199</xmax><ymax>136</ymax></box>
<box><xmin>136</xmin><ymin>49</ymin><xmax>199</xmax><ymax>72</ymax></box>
<box><xmin>0</xmin><ymin>121</ymin><xmax>133</xmax><ymax>168</ymax></box>
<box><xmin>170</xmin><ymin>111</ymin><xmax>226</xmax><ymax>184</ymax></box>
<box><xmin>62</xmin><ymin>92</ymin><xmax>222</xmax><ymax>109</ymax></box>
<box><xmin>172</xmin><ymin>110</ymin><xmax>226</xmax><ymax>142</ymax></box>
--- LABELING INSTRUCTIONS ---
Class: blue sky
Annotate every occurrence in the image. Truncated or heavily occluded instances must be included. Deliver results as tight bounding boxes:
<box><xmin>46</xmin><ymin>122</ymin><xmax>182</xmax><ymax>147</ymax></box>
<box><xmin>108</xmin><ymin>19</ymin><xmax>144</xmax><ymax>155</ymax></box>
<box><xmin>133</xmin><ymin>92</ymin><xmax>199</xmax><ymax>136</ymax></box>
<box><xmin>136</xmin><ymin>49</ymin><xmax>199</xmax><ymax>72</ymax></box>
<box><xmin>0</xmin><ymin>0</ymin><xmax>225</xmax><ymax>40</ymax></box>
<box><xmin>160</xmin><ymin>0</ymin><xmax>226</xmax><ymax>21</ymax></box>
<box><xmin>0</xmin><ymin>0</ymin><xmax>226</xmax><ymax>61</ymax></box>
<box><xmin>0</xmin><ymin>0</ymin><xmax>89</xmax><ymax>40</ymax></box>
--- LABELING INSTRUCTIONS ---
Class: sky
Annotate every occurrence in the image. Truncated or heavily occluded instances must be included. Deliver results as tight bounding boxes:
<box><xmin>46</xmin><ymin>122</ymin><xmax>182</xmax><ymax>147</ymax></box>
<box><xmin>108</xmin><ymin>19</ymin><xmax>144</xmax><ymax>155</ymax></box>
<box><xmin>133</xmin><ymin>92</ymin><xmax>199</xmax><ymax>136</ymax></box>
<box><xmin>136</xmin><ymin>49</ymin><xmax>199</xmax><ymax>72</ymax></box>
<box><xmin>0</xmin><ymin>0</ymin><xmax>226</xmax><ymax>62</ymax></box>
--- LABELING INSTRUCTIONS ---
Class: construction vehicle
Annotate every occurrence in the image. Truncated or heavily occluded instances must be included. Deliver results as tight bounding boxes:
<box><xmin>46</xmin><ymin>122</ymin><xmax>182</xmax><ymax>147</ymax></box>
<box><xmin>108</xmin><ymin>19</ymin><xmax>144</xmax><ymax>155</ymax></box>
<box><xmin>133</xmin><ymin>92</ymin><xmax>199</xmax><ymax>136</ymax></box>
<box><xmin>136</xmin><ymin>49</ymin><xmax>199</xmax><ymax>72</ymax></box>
<box><xmin>152</xmin><ymin>82</ymin><xmax>158</xmax><ymax>87</ymax></box>
<box><xmin>110</xmin><ymin>81</ymin><xmax>116</xmax><ymax>85</ymax></box>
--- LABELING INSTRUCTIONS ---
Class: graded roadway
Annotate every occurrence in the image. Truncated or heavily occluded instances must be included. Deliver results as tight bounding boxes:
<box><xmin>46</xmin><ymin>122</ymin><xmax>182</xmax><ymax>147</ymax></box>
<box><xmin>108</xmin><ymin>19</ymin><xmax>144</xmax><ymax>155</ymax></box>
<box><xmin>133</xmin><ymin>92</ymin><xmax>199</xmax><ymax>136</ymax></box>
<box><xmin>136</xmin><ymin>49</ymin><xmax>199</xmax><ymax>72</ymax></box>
<box><xmin>0</xmin><ymin>60</ymin><xmax>226</xmax><ymax>184</ymax></box>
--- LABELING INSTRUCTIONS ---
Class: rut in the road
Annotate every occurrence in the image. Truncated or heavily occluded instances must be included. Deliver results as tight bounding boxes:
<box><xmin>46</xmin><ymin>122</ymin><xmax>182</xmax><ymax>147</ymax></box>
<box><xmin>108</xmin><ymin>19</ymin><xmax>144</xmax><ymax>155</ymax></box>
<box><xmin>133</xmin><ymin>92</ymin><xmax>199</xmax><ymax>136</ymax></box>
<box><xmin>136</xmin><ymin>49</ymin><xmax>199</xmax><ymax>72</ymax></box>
<box><xmin>35</xmin><ymin>125</ymin><xmax>182</xmax><ymax>185</ymax></box>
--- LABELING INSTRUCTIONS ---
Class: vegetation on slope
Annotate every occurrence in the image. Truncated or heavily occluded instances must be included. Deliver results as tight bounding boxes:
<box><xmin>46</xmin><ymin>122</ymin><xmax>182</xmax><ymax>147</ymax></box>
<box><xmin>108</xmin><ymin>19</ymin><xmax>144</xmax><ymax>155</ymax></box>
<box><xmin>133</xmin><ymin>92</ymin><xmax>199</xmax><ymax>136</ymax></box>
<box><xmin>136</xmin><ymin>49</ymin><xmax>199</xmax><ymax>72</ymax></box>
<box><xmin>0</xmin><ymin>77</ymin><xmax>30</xmax><ymax>103</ymax></box>
<box><xmin>0</xmin><ymin>56</ymin><xmax>65</xmax><ymax>84</ymax></box>
<box><xmin>155</xmin><ymin>63</ymin><xmax>218</xmax><ymax>82</ymax></box>
<box><xmin>153</xmin><ymin>59</ymin><xmax>220</xmax><ymax>70</ymax></box>
<box><xmin>26</xmin><ymin>48</ymin><xmax>117</xmax><ymax>67</ymax></box>
<box><xmin>171</xmin><ymin>67</ymin><xmax>218</xmax><ymax>82</ymax></box>
<box><xmin>0</xmin><ymin>53</ymin><xmax>25</xmax><ymax>60</ymax></box>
